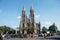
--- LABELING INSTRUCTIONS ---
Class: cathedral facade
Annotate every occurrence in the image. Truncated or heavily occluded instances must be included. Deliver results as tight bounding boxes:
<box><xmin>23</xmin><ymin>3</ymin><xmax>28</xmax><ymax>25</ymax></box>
<box><xmin>19</xmin><ymin>6</ymin><xmax>41</xmax><ymax>36</ymax></box>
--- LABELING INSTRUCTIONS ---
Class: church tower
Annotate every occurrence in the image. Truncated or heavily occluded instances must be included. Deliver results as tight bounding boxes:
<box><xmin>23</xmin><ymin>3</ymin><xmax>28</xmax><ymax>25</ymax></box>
<box><xmin>20</xmin><ymin>6</ymin><xmax>27</xmax><ymax>36</ymax></box>
<box><xmin>30</xmin><ymin>6</ymin><xmax>37</xmax><ymax>34</ymax></box>
<box><xmin>30</xmin><ymin>6</ymin><xmax>34</xmax><ymax>27</ymax></box>
<box><xmin>20</xmin><ymin>6</ymin><xmax>38</xmax><ymax>37</ymax></box>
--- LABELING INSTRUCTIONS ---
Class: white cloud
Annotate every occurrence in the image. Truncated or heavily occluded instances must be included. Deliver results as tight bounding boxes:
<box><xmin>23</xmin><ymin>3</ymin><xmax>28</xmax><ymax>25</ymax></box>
<box><xmin>17</xmin><ymin>16</ymin><xmax>21</xmax><ymax>19</ymax></box>
<box><xmin>41</xmin><ymin>21</ymin><xmax>53</xmax><ymax>29</ymax></box>
<box><xmin>44</xmin><ymin>21</ymin><xmax>53</xmax><ymax>26</ymax></box>
<box><xmin>35</xmin><ymin>15</ymin><xmax>40</xmax><ymax>18</ymax></box>
<box><xmin>34</xmin><ymin>14</ymin><xmax>40</xmax><ymax>22</ymax></box>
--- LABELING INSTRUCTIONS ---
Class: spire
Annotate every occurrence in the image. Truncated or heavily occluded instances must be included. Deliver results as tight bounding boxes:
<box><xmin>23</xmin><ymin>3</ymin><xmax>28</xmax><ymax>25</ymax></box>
<box><xmin>23</xmin><ymin>6</ymin><xmax>26</xmax><ymax>11</ymax></box>
<box><xmin>22</xmin><ymin>6</ymin><xmax>26</xmax><ymax>15</ymax></box>
<box><xmin>30</xmin><ymin>5</ymin><xmax>34</xmax><ymax>10</ymax></box>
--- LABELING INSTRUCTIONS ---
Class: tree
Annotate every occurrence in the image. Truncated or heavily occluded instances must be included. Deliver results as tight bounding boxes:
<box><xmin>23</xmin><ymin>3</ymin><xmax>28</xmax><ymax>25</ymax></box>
<box><xmin>42</xmin><ymin>26</ymin><xmax>47</xmax><ymax>33</ymax></box>
<box><xmin>48</xmin><ymin>23</ymin><xmax>58</xmax><ymax>33</ymax></box>
<box><xmin>8</xmin><ymin>29</ymin><xmax>16</xmax><ymax>34</ymax></box>
<box><xmin>0</xmin><ymin>25</ymin><xmax>16</xmax><ymax>34</ymax></box>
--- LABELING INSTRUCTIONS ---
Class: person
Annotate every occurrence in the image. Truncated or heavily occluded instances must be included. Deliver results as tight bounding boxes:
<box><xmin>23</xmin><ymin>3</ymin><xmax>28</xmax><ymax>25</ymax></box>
<box><xmin>0</xmin><ymin>34</ymin><xmax>3</xmax><ymax>40</ymax></box>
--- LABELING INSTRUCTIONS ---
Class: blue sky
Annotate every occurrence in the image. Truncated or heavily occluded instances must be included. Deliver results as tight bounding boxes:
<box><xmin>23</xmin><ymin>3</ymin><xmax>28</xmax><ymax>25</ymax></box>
<box><xmin>0</xmin><ymin>0</ymin><xmax>60</xmax><ymax>30</ymax></box>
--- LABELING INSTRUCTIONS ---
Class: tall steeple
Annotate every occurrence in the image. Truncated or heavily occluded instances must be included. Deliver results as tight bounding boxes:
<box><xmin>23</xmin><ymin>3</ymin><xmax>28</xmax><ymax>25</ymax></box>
<box><xmin>29</xmin><ymin>5</ymin><xmax>37</xmax><ymax>34</ymax></box>
<box><xmin>30</xmin><ymin>5</ymin><xmax>34</xmax><ymax>26</ymax></box>
<box><xmin>22</xmin><ymin>6</ymin><xmax>26</xmax><ymax>11</ymax></box>
<box><xmin>20</xmin><ymin>6</ymin><xmax>27</xmax><ymax>36</ymax></box>
<box><xmin>30</xmin><ymin>5</ymin><xmax>34</xmax><ymax>15</ymax></box>
<box><xmin>30</xmin><ymin>5</ymin><xmax>34</xmax><ymax>11</ymax></box>
<box><xmin>22</xmin><ymin>6</ymin><xmax>26</xmax><ymax>17</ymax></box>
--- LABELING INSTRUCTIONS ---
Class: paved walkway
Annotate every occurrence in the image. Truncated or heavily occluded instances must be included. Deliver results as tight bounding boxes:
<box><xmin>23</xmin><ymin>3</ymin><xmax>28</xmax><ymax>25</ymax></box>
<box><xmin>3</xmin><ymin>38</ymin><xmax>60</xmax><ymax>40</ymax></box>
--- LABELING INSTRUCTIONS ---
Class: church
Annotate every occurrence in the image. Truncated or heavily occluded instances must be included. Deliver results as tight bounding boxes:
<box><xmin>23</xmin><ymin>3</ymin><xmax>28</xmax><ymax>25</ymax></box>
<box><xmin>19</xmin><ymin>6</ymin><xmax>41</xmax><ymax>37</ymax></box>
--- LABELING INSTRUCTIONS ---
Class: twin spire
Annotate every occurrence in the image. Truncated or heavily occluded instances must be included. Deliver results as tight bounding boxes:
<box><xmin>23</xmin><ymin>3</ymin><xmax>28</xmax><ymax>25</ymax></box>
<box><xmin>22</xmin><ymin>5</ymin><xmax>34</xmax><ymax>11</ymax></box>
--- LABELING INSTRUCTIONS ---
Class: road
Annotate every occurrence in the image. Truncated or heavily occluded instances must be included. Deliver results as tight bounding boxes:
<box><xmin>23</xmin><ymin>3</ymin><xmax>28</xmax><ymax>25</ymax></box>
<box><xmin>3</xmin><ymin>35</ymin><xmax>60</xmax><ymax>40</ymax></box>
<box><xmin>3</xmin><ymin>38</ymin><xmax>60</xmax><ymax>40</ymax></box>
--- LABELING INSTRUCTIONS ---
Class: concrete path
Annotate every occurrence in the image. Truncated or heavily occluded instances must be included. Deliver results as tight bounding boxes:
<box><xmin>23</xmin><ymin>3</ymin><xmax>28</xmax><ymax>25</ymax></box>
<box><xmin>3</xmin><ymin>38</ymin><xmax>60</xmax><ymax>40</ymax></box>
